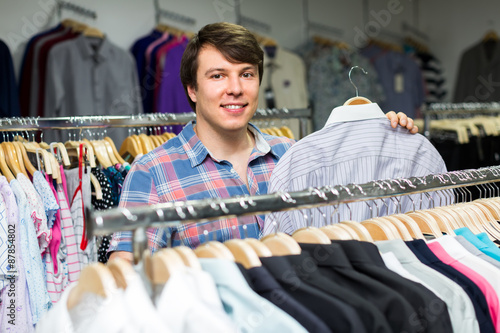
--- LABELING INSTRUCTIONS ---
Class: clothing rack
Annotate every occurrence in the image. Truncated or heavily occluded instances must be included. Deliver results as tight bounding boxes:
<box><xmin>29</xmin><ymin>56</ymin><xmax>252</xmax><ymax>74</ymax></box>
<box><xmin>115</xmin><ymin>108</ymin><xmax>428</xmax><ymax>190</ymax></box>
<box><xmin>0</xmin><ymin>108</ymin><xmax>311</xmax><ymax>136</ymax></box>
<box><xmin>153</xmin><ymin>0</ymin><xmax>196</xmax><ymax>26</ymax></box>
<box><xmin>422</xmin><ymin>102</ymin><xmax>500</xmax><ymax>138</ymax></box>
<box><xmin>57</xmin><ymin>1</ymin><xmax>97</xmax><ymax>20</ymax></box>
<box><xmin>87</xmin><ymin>166</ymin><xmax>500</xmax><ymax>263</ymax></box>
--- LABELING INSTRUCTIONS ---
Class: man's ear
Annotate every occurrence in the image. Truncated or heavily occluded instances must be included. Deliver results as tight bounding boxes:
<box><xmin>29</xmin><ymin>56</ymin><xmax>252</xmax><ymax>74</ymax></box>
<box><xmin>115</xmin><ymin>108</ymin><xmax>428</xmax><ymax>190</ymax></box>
<box><xmin>187</xmin><ymin>85</ymin><xmax>197</xmax><ymax>103</ymax></box>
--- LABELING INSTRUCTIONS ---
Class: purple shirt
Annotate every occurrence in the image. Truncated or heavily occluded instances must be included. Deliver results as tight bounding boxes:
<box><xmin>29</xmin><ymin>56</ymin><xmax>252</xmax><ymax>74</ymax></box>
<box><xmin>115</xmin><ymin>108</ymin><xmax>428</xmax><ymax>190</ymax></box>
<box><xmin>156</xmin><ymin>38</ymin><xmax>190</xmax><ymax>134</ymax></box>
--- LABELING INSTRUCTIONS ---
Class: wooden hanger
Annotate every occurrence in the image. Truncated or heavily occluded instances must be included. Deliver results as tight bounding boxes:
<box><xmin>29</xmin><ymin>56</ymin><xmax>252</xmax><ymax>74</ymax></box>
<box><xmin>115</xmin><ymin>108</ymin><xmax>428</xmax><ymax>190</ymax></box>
<box><xmin>150</xmin><ymin>248</ymin><xmax>186</xmax><ymax>284</ymax></box>
<box><xmin>405</xmin><ymin>211</ymin><xmax>443</xmax><ymax>238</ymax></box>
<box><xmin>172</xmin><ymin>246</ymin><xmax>201</xmax><ymax>270</ymax></box>
<box><xmin>344</xmin><ymin>66</ymin><xmax>372</xmax><ymax>105</ymax></box>
<box><xmin>65</xmin><ymin>140</ymin><xmax>96</xmax><ymax>168</ymax></box>
<box><xmin>139</xmin><ymin>134</ymin><xmax>155</xmax><ymax>153</ymax></box>
<box><xmin>13</xmin><ymin>141</ymin><xmax>36</xmax><ymax>177</ymax></box>
<box><xmin>2</xmin><ymin>142</ymin><xmax>24</xmax><ymax>178</ymax></box>
<box><xmin>390</xmin><ymin>214</ymin><xmax>425</xmax><ymax>240</ymax></box>
<box><xmin>104</xmin><ymin>137</ymin><xmax>126</xmax><ymax>165</ymax></box>
<box><xmin>334</xmin><ymin>224</ymin><xmax>361</xmax><ymax>240</ymax></box>
<box><xmin>11</xmin><ymin>142</ymin><xmax>28</xmax><ymax>177</ymax></box>
<box><xmin>320</xmin><ymin>224</ymin><xmax>355</xmax><ymax>240</ymax></box>
<box><xmin>483</xmin><ymin>30</ymin><xmax>499</xmax><ymax>42</ymax></box>
<box><xmin>419</xmin><ymin>209</ymin><xmax>456</xmax><ymax>236</ymax></box>
<box><xmin>86</xmin><ymin>139</ymin><xmax>112</xmax><ymax>169</ymax></box>
<box><xmin>224</xmin><ymin>239</ymin><xmax>262</xmax><ymax>269</ymax></box>
<box><xmin>67</xmin><ymin>263</ymin><xmax>117</xmax><ymax>310</ymax></box>
<box><xmin>379</xmin><ymin>216</ymin><xmax>414</xmax><ymax>241</ymax></box>
<box><xmin>194</xmin><ymin>241</ymin><xmax>235</xmax><ymax>260</ymax></box>
<box><xmin>156</xmin><ymin>23</ymin><xmax>183</xmax><ymax>37</ymax></box>
<box><xmin>107</xmin><ymin>257</ymin><xmax>137</xmax><ymax>290</ymax></box>
<box><xmin>119</xmin><ymin>136</ymin><xmax>142</xmax><ymax>163</ymax></box>
<box><xmin>360</xmin><ymin>218</ymin><xmax>399</xmax><ymax>241</ymax></box>
<box><xmin>48</xmin><ymin>153</ymin><xmax>61</xmax><ymax>183</ymax></box>
<box><xmin>244</xmin><ymin>238</ymin><xmax>272</xmax><ymax>257</ymax></box>
<box><xmin>0</xmin><ymin>145</ymin><xmax>15</xmax><ymax>182</ymax></box>
<box><xmin>82</xmin><ymin>26</ymin><xmax>105</xmax><ymax>39</ymax></box>
<box><xmin>339</xmin><ymin>221</ymin><xmax>374</xmax><ymax>242</ymax></box>
<box><xmin>61</xmin><ymin>18</ymin><xmax>88</xmax><ymax>33</ymax></box>
<box><xmin>292</xmin><ymin>226</ymin><xmax>332</xmax><ymax>244</ymax></box>
<box><xmin>260</xmin><ymin>232</ymin><xmax>301</xmax><ymax>256</ymax></box>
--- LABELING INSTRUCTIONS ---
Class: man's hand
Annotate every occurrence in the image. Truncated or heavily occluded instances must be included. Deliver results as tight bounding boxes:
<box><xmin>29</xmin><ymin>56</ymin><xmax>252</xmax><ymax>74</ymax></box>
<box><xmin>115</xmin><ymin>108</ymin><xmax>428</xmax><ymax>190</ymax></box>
<box><xmin>386</xmin><ymin>111</ymin><xmax>419</xmax><ymax>134</ymax></box>
<box><xmin>108</xmin><ymin>251</ymin><xmax>134</xmax><ymax>264</ymax></box>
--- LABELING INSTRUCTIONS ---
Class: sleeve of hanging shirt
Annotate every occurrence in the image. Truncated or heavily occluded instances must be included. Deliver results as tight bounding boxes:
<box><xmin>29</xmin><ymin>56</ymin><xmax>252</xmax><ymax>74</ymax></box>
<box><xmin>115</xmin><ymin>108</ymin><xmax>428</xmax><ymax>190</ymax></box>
<box><xmin>44</xmin><ymin>46</ymin><xmax>65</xmax><ymax>117</ymax></box>
<box><xmin>108</xmin><ymin>158</ymin><xmax>161</xmax><ymax>254</ymax></box>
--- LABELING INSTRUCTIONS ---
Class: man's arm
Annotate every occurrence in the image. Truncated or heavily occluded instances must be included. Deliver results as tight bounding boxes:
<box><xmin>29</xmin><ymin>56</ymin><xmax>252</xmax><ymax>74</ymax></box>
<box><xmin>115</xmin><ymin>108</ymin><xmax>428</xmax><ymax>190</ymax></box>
<box><xmin>386</xmin><ymin>111</ymin><xmax>418</xmax><ymax>134</ymax></box>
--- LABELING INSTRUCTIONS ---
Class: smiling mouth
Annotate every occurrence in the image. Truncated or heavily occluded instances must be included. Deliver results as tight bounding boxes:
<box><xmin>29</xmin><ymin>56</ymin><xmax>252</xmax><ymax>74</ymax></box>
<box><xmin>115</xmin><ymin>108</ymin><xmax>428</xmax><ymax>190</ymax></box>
<box><xmin>221</xmin><ymin>104</ymin><xmax>248</xmax><ymax>109</ymax></box>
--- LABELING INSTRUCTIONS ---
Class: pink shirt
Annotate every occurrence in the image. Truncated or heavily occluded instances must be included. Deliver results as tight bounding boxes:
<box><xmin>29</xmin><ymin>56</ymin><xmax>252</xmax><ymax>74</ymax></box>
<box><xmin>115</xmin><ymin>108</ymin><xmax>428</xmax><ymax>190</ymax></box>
<box><xmin>429</xmin><ymin>241</ymin><xmax>500</xmax><ymax>332</ymax></box>
<box><xmin>144</xmin><ymin>32</ymin><xmax>170</xmax><ymax>66</ymax></box>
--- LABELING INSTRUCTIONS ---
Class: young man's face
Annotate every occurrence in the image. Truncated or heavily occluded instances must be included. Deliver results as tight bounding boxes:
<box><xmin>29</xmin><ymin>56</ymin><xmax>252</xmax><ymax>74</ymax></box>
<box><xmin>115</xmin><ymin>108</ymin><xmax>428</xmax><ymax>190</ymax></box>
<box><xmin>187</xmin><ymin>44</ymin><xmax>260</xmax><ymax>135</ymax></box>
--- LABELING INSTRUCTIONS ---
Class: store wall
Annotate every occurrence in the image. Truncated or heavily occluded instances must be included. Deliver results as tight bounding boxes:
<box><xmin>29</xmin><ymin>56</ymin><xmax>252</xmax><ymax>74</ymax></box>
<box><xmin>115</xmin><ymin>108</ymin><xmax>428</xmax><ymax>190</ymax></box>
<box><xmin>0</xmin><ymin>0</ymin><xmax>499</xmax><ymax>103</ymax></box>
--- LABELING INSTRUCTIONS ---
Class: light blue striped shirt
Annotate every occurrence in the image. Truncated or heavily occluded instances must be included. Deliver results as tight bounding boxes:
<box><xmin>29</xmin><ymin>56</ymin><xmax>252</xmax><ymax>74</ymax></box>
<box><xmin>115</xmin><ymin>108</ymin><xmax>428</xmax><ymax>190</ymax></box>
<box><xmin>263</xmin><ymin>103</ymin><xmax>447</xmax><ymax>235</ymax></box>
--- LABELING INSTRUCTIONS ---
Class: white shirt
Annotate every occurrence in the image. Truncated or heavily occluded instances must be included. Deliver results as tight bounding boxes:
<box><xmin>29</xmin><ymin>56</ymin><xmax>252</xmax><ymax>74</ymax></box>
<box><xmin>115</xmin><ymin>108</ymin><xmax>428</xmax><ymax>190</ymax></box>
<box><xmin>380</xmin><ymin>251</ymin><xmax>427</xmax><ymax>285</ymax></box>
<box><xmin>155</xmin><ymin>268</ymin><xmax>237</xmax><ymax>333</ymax></box>
<box><xmin>263</xmin><ymin>103</ymin><xmax>447</xmax><ymax>235</ymax></box>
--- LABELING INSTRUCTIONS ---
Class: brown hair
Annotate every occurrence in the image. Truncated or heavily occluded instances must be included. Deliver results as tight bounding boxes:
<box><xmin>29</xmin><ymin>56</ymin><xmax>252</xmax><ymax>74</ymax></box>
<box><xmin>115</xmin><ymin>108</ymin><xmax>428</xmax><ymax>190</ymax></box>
<box><xmin>180</xmin><ymin>22</ymin><xmax>264</xmax><ymax>111</ymax></box>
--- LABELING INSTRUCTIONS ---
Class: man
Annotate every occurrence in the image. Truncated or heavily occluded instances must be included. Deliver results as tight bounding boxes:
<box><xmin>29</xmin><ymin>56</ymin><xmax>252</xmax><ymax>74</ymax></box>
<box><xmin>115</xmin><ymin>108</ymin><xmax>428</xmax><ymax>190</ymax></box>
<box><xmin>108</xmin><ymin>22</ymin><xmax>417</xmax><ymax>262</ymax></box>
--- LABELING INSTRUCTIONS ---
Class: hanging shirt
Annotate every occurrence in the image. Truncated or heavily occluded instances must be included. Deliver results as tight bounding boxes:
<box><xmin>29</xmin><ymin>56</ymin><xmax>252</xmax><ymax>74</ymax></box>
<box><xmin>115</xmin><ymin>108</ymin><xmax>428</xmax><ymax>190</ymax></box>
<box><xmin>360</xmin><ymin>44</ymin><xmax>425</xmax><ymax>118</ymax></box>
<box><xmin>454</xmin><ymin>227</ymin><xmax>500</xmax><ymax>261</ymax></box>
<box><xmin>0</xmin><ymin>176</ymin><xmax>33</xmax><ymax>333</ymax></box>
<box><xmin>155</xmin><ymin>267</ymin><xmax>236</xmax><ymax>333</ymax></box>
<box><xmin>13</xmin><ymin>175</ymin><xmax>51</xmax><ymax>324</ymax></box>
<box><xmin>0</xmin><ymin>39</ymin><xmax>20</xmax><ymax>117</ymax></box>
<box><xmin>109</xmin><ymin>121</ymin><xmax>294</xmax><ymax>252</ymax></box>
<box><xmin>130</xmin><ymin>29</ymin><xmax>163</xmax><ymax>91</ymax></box>
<box><xmin>263</xmin><ymin>103</ymin><xmax>447</xmax><ymax>236</ymax></box>
<box><xmin>258</xmin><ymin>46</ymin><xmax>309</xmax><ymax>111</ymax></box>
<box><xmin>376</xmin><ymin>239</ymin><xmax>480</xmax><ymax>333</ymax></box>
<box><xmin>429</xmin><ymin>240</ymin><xmax>500</xmax><ymax>333</ymax></box>
<box><xmin>200</xmin><ymin>258</ymin><xmax>308</xmax><ymax>333</ymax></box>
<box><xmin>43</xmin><ymin>34</ymin><xmax>142</xmax><ymax>144</ymax></box>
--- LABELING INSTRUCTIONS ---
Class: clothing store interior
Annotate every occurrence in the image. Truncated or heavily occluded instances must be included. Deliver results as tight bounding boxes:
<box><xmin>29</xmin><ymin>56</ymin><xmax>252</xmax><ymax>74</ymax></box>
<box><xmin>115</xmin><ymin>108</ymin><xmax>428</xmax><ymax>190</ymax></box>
<box><xmin>3</xmin><ymin>0</ymin><xmax>500</xmax><ymax>331</ymax></box>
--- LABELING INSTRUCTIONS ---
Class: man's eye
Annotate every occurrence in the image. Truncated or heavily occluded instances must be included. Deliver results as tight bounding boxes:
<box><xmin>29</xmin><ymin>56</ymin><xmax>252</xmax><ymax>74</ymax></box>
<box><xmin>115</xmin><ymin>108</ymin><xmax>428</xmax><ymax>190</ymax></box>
<box><xmin>212</xmin><ymin>74</ymin><xmax>222</xmax><ymax>79</ymax></box>
<box><xmin>242</xmin><ymin>73</ymin><xmax>254</xmax><ymax>78</ymax></box>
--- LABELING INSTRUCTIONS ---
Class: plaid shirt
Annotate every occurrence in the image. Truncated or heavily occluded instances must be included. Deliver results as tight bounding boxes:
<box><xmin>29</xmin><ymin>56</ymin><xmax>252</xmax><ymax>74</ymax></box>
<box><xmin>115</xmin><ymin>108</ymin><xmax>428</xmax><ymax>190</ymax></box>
<box><xmin>108</xmin><ymin>121</ymin><xmax>295</xmax><ymax>252</ymax></box>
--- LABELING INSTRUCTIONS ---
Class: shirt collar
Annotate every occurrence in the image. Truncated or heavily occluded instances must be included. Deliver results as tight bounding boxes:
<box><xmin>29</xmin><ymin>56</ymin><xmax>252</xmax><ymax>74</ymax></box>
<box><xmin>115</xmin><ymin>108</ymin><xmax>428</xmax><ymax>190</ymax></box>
<box><xmin>180</xmin><ymin>121</ymin><xmax>276</xmax><ymax>168</ymax></box>
<box><xmin>324</xmin><ymin>102</ymin><xmax>387</xmax><ymax>127</ymax></box>
<box><xmin>76</xmin><ymin>34</ymin><xmax>111</xmax><ymax>62</ymax></box>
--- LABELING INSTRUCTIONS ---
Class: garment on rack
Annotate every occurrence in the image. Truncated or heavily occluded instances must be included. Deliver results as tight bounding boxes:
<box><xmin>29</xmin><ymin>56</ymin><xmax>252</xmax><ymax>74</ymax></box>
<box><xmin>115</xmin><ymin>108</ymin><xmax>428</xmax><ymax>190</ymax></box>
<box><xmin>299</xmin><ymin>242</ymin><xmax>424</xmax><ymax>333</ymax></box>
<box><xmin>335</xmin><ymin>240</ymin><xmax>454</xmax><ymax>333</ymax></box>
<box><xmin>0</xmin><ymin>39</ymin><xmax>20</xmax><ymax>117</ymax></box>
<box><xmin>263</xmin><ymin>103</ymin><xmax>447</xmax><ymax>235</ymax></box>
<box><xmin>155</xmin><ymin>266</ymin><xmax>236</xmax><ymax>333</ymax></box>
<box><xmin>0</xmin><ymin>176</ymin><xmax>33</xmax><ymax>332</ymax></box>
<box><xmin>11</xmin><ymin>176</ymin><xmax>51</xmax><ymax>324</ymax></box>
<box><xmin>43</xmin><ymin>34</ymin><xmax>142</xmax><ymax>143</ymax></box>
<box><xmin>454</xmin><ymin>40</ymin><xmax>500</xmax><ymax>102</ymax></box>
<box><xmin>376</xmin><ymin>239</ymin><xmax>480</xmax><ymax>333</ymax></box>
<box><xmin>240</xmin><ymin>264</ymin><xmax>332</xmax><ymax>333</ymax></box>
<box><xmin>455</xmin><ymin>235</ymin><xmax>500</xmax><ymax>271</ymax></box>
<box><xmin>360</xmin><ymin>44</ymin><xmax>425</xmax><ymax>118</ymax></box>
<box><xmin>455</xmin><ymin>228</ymin><xmax>500</xmax><ymax>262</ymax></box>
<box><xmin>109</xmin><ymin>121</ymin><xmax>294</xmax><ymax>253</ymax></box>
<box><xmin>260</xmin><ymin>254</ymin><xmax>371</xmax><ymax>332</ymax></box>
<box><xmin>429</xmin><ymin>240</ymin><xmax>500</xmax><ymax>332</ymax></box>
<box><xmin>199</xmin><ymin>258</ymin><xmax>308</xmax><ymax>333</ymax></box>
<box><xmin>406</xmin><ymin>239</ymin><xmax>495</xmax><ymax>333</ymax></box>
<box><xmin>258</xmin><ymin>46</ymin><xmax>309</xmax><ymax>111</ymax></box>
<box><xmin>413</xmin><ymin>51</ymin><xmax>447</xmax><ymax>105</ymax></box>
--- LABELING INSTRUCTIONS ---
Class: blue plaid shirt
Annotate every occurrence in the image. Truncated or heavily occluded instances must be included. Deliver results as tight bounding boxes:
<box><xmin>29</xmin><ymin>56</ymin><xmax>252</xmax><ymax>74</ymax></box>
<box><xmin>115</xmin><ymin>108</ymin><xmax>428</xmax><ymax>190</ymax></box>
<box><xmin>108</xmin><ymin>121</ymin><xmax>295</xmax><ymax>252</ymax></box>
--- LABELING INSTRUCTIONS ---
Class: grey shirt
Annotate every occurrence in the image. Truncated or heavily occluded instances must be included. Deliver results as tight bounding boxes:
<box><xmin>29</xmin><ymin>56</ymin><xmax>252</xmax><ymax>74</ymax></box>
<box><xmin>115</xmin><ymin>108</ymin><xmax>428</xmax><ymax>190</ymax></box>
<box><xmin>376</xmin><ymin>239</ymin><xmax>479</xmax><ymax>333</ymax></box>
<box><xmin>44</xmin><ymin>34</ymin><xmax>142</xmax><ymax>143</ymax></box>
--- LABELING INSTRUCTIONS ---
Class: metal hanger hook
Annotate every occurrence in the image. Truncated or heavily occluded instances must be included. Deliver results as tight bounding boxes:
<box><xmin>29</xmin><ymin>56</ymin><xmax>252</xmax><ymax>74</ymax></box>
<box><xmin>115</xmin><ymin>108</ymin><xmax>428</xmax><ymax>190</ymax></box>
<box><xmin>349</xmin><ymin>66</ymin><xmax>368</xmax><ymax>97</ymax></box>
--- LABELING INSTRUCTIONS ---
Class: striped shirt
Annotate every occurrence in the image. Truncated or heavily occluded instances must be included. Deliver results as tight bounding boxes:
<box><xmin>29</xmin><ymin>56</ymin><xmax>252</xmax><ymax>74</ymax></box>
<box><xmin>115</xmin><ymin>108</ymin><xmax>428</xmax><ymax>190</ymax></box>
<box><xmin>108</xmin><ymin>121</ymin><xmax>294</xmax><ymax>252</ymax></box>
<box><xmin>263</xmin><ymin>103</ymin><xmax>447</xmax><ymax>236</ymax></box>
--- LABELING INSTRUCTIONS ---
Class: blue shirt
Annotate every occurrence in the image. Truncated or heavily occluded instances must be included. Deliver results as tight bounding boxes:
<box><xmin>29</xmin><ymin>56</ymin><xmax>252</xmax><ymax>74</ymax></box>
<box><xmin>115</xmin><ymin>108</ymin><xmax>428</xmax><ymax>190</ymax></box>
<box><xmin>0</xmin><ymin>40</ymin><xmax>20</xmax><ymax>117</ymax></box>
<box><xmin>454</xmin><ymin>227</ymin><xmax>500</xmax><ymax>262</ymax></box>
<box><xmin>200</xmin><ymin>258</ymin><xmax>308</xmax><ymax>333</ymax></box>
<box><xmin>360</xmin><ymin>44</ymin><xmax>425</xmax><ymax>118</ymax></box>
